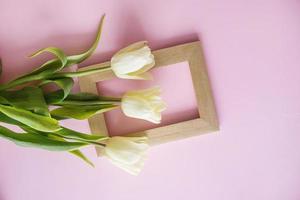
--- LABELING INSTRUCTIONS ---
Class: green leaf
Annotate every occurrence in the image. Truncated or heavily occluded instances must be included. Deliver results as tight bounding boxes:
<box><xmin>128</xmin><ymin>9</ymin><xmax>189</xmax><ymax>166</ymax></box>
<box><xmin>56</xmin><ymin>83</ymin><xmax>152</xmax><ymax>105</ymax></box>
<box><xmin>70</xmin><ymin>150</ymin><xmax>94</xmax><ymax>167</ymax></box>
<box><xmin>0</xmin><ymin>86</ymin><xmax>50</xmax><ymax>116</ymax></box>
<box><xmin>0</xmin><ymin>15</ymin><xmax>106</xmax><ymax>91</ymax></box>
<box><xmin>50</xmin><ymin>104</ymin><xmax>118</xmax><ymax>120</ymax></box>
<box><xmin>16</xmin><ymin>127</ymin><xmax>94</xmax><ymax>166</ymax></box>
<box><xmin>20</xmin><ymin>124</ymin><xmax>105</xmax><ymax>145</ymax></box>
<box><xmin>31</xmin><ymin>59</ymin><xmax>63</xmax><ymax>77</ymax></box>
<box><xmin>41</xmin><ymin>78</ymin><xmax>74</xmax><ymax>104</ymax></box>
<box><xmin>46</xmin><ymin>134</ymin><xmax>95</xmax><ymax>166</ymax></box>
<box><xmin>0</xmin><ymin>125</ymin><xmax>88</xmax><ymax>151</ymax></box>
<box><xmin>18</xmin><ymin>127</ymin><xmax>95</xmax><ymax>166</ymax></box>
<box><xmin>54</xmin><ymin>92</ymin><xmax>121</xmax><ymax>106</ymax></box>
<box><xmin>65</xmin><ymin>92</ymin><xmax>100</xmax><ymax>101</ymax></box>
<box><xmin>44</xmin><ymin>90</ymin><xmax>67</xmax><ymax>105</ymax></box>
<box><xmin>0</xmin><ymin>104</ymin><xmax>61</xmax><ymax>132</ymax></box>
<box><xmin>0</xmin><ymin>60</ymin><xmax>63</xmax><ymax>91</ymax></box>
<box><xmin>0</xmin><ymin>112</ymin><xmax>23</xmax><ymax>126</ymax></box>
<box><xmin>0</xmin><ymin>95</ymin><xmax>9</xmax><ymax>104</ymax></box>
<box><xmin>21</xmin><ymin>47</ymin><xmax>67</xmax><ymax>79</ymax></box>
<box><xmin>19</xmin><ymin>121</ymin><xmax>106</xmax><ymax>143</ymax></box>
<box><xmin>0</xmin><ymin>47</ymin><xmax>68</xmax><ymax>90</ymax></box>
<box><xmin>66</xmin><ymin>14</ymin><xmax>105</xmax><ymax>66</ymax></box>
<box><xmin>54</xmin><ymin>126</ymin><xmax>107</xmax><ymax>142</ymax></box>
<box><xmin>29</xmin><ymin>47</ymin><xmax>67</xmax><ymax>71</ymax></box>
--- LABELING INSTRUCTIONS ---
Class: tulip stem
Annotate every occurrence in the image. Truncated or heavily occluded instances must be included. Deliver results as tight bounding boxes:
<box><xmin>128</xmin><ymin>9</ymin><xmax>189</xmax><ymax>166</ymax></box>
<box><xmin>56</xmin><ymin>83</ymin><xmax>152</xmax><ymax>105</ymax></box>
<box><xmin>50</xmin><ymin>66</ymin><xmax>111</xmax><ymax>78</ymax></box>
<box><xmin>54</xmin><ymin>99</ymin><xmax>121</xmax><ymax>106</ymax></box>
<box><xmin>50</xmin><ymin>133</ymin><xmax>107</xmax><ymax>147</ymax></box>
<box><xmin>0</xmin><ymin>66</ymin><xmax>112</xmax><ymax>91</ymax></box>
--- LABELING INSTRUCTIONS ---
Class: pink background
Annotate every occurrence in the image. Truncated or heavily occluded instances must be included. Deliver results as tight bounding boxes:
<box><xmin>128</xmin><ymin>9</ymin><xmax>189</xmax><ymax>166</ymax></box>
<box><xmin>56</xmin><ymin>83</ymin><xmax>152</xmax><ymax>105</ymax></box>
<box><xmin>0</xmin><ymin>0</ymin><xmax>300</xmax><ymax>200</ymax></box>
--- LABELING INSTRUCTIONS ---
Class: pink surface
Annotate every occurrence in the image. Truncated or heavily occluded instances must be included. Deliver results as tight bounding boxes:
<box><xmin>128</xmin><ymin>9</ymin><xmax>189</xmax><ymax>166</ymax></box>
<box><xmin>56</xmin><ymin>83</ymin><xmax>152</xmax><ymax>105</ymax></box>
<box><xmin>97</xmin><ymin>62</ymin><xmax>199</xmax><ymax>136</ymax></box>
<box><xmin>0</xmin><ymin>0</ymin><xmax>300</xmax><ymax>200</ymax></box>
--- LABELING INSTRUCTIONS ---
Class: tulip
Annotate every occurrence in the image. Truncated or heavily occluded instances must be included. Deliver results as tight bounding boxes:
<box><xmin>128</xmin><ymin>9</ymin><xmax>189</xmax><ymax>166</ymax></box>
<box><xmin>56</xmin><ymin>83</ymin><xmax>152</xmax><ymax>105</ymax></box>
<box><xmin>121</xmin><ymin>87</ymin><xmax>166</xmax><ymax>124</ymax></box>
<box><xmin>110</xmin><ymin>41</ymin><xmax>155</xmax><ymax>79</ymax></box>
<box><xmin>103</xmin><ymin>136</ymin><xmax>149</xmax><ymax>175</ymax></box>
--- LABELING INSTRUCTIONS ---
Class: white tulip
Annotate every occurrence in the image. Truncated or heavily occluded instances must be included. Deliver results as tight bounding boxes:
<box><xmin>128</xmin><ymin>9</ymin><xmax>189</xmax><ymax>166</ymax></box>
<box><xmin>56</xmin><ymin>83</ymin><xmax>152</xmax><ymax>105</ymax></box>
<box><xmin>103</xmin><ymin>136</ymin><xmax>149</xmax><ymax>175</ymax></box>
<box><xmin>121</xmin><ymin>87</ymin><xmax>166</xmax><ymax>124</ymax></box>
<box><xmin>110</xmin><ymin>41</ymin><xmax>155</xmax><ymax>79</ymax></box>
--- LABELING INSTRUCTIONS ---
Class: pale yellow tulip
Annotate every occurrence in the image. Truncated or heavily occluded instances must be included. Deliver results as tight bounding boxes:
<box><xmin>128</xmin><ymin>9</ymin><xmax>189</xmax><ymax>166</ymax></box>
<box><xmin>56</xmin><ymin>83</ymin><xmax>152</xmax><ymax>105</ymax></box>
<box><xmin>103</xmin><ymin>136</ymin><xmax>149</xmax><ymax>175</ymax></box>
<box><xmin>110</xmin><ymin>41</ymin><xmax>155</xmax><ymax>79</ymax></box>
<box><xmin>121</xmin><ymin>87</ymin><xmax>166</xmax><ymax>124</ymax></box>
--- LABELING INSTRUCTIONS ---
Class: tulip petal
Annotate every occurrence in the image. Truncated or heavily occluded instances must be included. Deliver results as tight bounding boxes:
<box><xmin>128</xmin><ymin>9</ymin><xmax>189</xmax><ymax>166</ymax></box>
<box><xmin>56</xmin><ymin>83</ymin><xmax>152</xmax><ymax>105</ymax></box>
<box><xmin>130</xmin><ymin>56</ymin><xmax>155</xmax><ymax>75</ymax></box>
<box><xmin>102</xmin><ymin>136</ymin><xmax>149</xmax><ymax>175</ymax></box>
<box><xmin>104</xmin><ymin>136</ymin><xmax>148</xmax><ymax>164</ymax></box>
<box><xmin>111</xmin><ymin>46</ymin><xmax>154</xmax><ymax>74</ymax></box>
<box><xmin>107</xmin><ymin>154</ymin><xmax>146</xmax><ymax>175</ymax></box>
<box><xmin>121</xmin><ymin>87</ymin><xmax>166</xmax><ymax>123</ymax></box>
<box><xmin>126</xmin><ymin>136</ymin><xmax>148</xmax><ymax>143</ymax></box>
<box><xmin>115</xmin><ymin>41</ymin><xmax>148</xmax><ymax>55</ymax></box>
<box><xmin>110</xmin><ymin>41</ymin><xmax>155</xmax><ymax>80</ymax></box>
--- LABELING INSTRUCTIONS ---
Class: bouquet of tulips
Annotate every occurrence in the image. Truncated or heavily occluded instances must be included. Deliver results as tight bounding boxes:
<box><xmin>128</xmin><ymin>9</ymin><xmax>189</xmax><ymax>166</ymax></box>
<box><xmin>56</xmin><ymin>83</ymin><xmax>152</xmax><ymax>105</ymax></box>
<box><xmin>0</xmin><ymin>15</ymin><xmax>166</xmax><ymax>175</ymax></box>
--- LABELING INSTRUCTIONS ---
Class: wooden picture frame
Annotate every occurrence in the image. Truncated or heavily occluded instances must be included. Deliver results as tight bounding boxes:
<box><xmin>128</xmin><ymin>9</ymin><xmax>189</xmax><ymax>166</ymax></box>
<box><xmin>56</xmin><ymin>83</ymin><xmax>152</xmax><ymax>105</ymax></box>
<box><xmin>78</xmin><ymin>41</ymin><xmax>219</xmax><ymax>155</ymax></box>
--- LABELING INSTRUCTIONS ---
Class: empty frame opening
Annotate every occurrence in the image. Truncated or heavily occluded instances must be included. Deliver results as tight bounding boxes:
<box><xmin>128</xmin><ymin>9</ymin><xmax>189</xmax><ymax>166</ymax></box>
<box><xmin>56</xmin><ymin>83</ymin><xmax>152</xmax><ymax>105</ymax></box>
<box><xmin>96</xmin><ymin>62</ymin><xmax>199</xmax><ymax>136</ymax></box>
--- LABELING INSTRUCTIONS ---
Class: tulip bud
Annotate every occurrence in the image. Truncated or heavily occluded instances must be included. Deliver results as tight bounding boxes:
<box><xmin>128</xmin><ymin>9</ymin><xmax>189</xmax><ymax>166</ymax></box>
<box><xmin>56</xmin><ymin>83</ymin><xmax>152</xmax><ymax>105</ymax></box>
<box><xmin>111</xmin><ymin>41</ymin><xmax>155</xmax><ymax>79</ymax></box>
<box><xmin>103</xmin><ymin>136</ymin><xmax>149</xmax><ymax>175</ymax></box>
<box><xmin>121</xmin><ymin>87</ymin><xmax>166</xmax><ymax>124</ymax></box>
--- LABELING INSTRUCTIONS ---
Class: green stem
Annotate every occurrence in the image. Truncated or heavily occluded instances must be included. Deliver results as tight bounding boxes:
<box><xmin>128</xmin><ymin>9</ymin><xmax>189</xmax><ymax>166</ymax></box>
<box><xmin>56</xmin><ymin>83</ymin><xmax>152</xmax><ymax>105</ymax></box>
<box><xmin>0</xmin><ymin>65</ymin><xmax>112</xmax><ymax>91</ymax></box>
<box><xmin>51</xmin><ymin>133</ymin><xmax>106</xmax><ymax>147</ymax></box>
<box><xmin>0</xmin><ymin>75</ymin><xmax>38</xmax><ymax>91</ymax></box>
<box><xmin>50</xmin><ymin>66</ymin><xmax>111</xmax><ymax>78</ymax></box>
<box><xmin>54</xmin><ymin>99</ymin><xmax>121</xmax><ymax>106</ymax></box>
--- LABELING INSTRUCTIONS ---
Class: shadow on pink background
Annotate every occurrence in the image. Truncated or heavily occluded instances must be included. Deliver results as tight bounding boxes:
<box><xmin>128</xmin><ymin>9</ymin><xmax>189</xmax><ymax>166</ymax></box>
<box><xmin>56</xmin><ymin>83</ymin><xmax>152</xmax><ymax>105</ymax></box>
<box><xmin>0</xmin><ymin>0</ymin><xmax>300</xmax><ymax>200</ymax></box>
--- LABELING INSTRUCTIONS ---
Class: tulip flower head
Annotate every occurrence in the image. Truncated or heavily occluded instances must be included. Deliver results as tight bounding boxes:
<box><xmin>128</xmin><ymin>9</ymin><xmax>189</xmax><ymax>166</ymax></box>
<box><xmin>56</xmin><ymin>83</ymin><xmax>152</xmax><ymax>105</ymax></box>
<box><xmin>121</xmin><ymin>87</ymin><xmax>166</xmax><ymax>124</ymax></box>
<box><xmin>110</xmin><ymin>41</ymin><xmax>155</xmax><ymax>80</ymax></box>
<box><xmin>103</xmin><ymin>136</ymin><xmax>149</xmax><ymax>175</ymax></box>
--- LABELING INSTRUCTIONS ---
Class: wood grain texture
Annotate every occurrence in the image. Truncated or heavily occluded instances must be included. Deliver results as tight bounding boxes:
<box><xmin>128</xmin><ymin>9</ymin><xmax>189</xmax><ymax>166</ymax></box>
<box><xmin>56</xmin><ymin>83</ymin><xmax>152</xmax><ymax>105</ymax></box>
<box><xmin>78</xmin><ymin>41</ymin><xmax>219</xmax><ymax>155</ymax></box>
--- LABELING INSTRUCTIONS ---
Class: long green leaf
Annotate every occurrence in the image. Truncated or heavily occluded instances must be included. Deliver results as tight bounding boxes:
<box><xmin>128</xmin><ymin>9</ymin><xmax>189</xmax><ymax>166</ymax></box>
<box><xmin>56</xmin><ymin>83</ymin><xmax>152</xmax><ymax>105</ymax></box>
<box><xmin>0</xmin><ymin>112</ymin><xmax>22</xmax><ymax>126</ymax></box>
<box><xmin>22</xmin><ymin>47</ymin><xmax>67</xmax><ymax>78</ymax></box>
<box><xmin>0</xmin><ymin>96</ymin><xmax>9</xmax><ymax>104</ymax></box>
<box><xmin>66</xmin><ymin>14</ymin><xmax>105</xmax><ymax>66</ymax></box>
<box><xmin>17</xmin><ymin>127</ymin><xmax>95</xmax><ymax>166</ymax></box>
<box><xmin>65</xmin><ymin>92</ymin><xmax>100</xmax><ymax>101</ymax></box>
<box><xmin>54</xmin><ymin>127</ymin><xmax>107</xmax><ymax>142</ymax></box>
<box><xmin>29</xmin><ymin>130</ymin><xmax>95</xmax><ymax>166</ymax></box>
<box><xmin>19</xmin><ymin>121</ymin><xmax>106</xmax><ymax>143</ymax></box>
<box><xmin>50</xmin><ymin>104</ymin><xmax>118</xmax><ymax>120</ymax></box>
<box><xmin>0</xmin><ymin>48</ymin><xmax>68</xmax><ymax>91</ymax></box>
<box><xmin>53</xmin><ymin>92</ymin><xmax>121</xmax><ymax>106</ymax></box>
<box><xmin>70</xmin><ymin>150</ymin><xmax>94</xmax><ymax>167</ymax></box>
<box><xmin>0</xmin><ymin>105</ymin><xmax>61</xmax><ymax>132</ymax></box>
<box><xmin>29</xmin><ymin>47</ymin><xmax>67</xmax><ymax>69</ymax></box>
<box><xmin>46</xmin><ymin>92</ymin><xmax>99</xmax><ymax>106</ymax></box>
<box><xmin>28</xmin><ymin>131</ymin><xmax>95</xmax><ymax>166</ymax></box>
<box><xmin>0</xmin><ymin>15</ymin><xmax>106</xmax><ymax>91</ymax></box>
<box><xmin>41</xmin><ymin>78</ymin><xmax>74</xmax><ymax>104</ymax></box>
<box><xmin>0</xmin><ymin>86</ymin><xmax>50</xmax><ymax>116</ymax></box>
<box><xmin>30</xmin><ymin>59</ymin><xmax>62</xmax><ymax>77</ymax></box>
<box><xmin>0</xmin><ymin>125</ymin><xmax>87</xmax><ymax>151</ymax></box>
<box><xmin>0</xmin><ymin>105</ymin><xmax>100</xmax><ymax>165</ymax></box>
